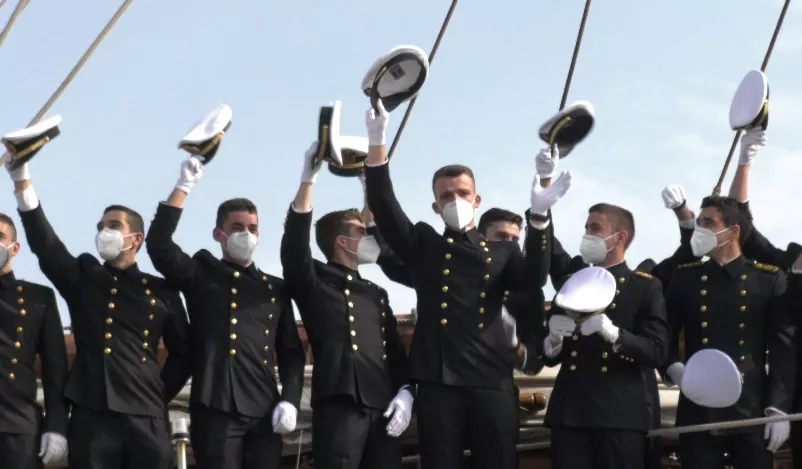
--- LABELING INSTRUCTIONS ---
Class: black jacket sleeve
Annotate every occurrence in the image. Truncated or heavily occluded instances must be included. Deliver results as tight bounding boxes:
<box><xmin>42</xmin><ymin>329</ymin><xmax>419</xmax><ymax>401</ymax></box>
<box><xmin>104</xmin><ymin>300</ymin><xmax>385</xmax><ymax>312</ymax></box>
<box><xmin>275</xmin><ymin>294</ymin><xmax>305</xmax><ymax>409</ymax></box>
<box><xmin>280</xmin><ymin>207</ymin><xmax>320</xmax><ymax>302</ymax></box>
<box><xmin>367</xmin><ymin>224</ymin><xmax>414</xmax><ymax>288</ymax></box>
<box><xmin>613</xmin><ymin>276</ymin><xmax>670</xmax><ymax>369</ymax></box>
<box><xmin>364</xmin><ymin>163</ymin><xmax>422</xmax><ymax>265</ymax></box>
<box><xmin>160</xmin><ymin>289</ymin><xmax>192</xmax><ymax>403</ymax></box>
<box><xmin>38</xmin><ymin>288</ymin><xmax>69</xmax><ymax>435</ymax></box>
<box><xmin>17</xmin><ymin>204</ymin><xmax>82</xmax><ymax>295</ymax></box>
<box><xmin>145</xmin><ymin>203</ymin><xmax>200</xmax><ymax>292</ymax></box>
<box><xmin>384</xmin><ymin>303</ymin><xmax>411</xmax><ymax>393</ymax></box>
<box><xmin>765</xmin><ymin>271</ymin><xmax>796</xmax><ymax>413</ymax></box>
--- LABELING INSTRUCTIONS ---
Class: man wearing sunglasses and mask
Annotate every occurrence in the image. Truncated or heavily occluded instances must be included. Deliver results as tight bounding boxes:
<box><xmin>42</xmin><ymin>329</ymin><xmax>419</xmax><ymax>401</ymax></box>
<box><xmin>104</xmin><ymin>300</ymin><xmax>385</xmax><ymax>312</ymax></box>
<box><xmin>526</xmin><ymin>147</ymin><xmax>669</xmax><ymax>469</ymax></box>
<box><xmin>145</xmin><ymin>133</ymin><xmax>306</xmax><ymax>469</ymax></box>
<box><xmin>361</xmin><ymin>101</ymin><xmax>555</xmax><ymax>469</ymax></box>
<box><xmin>4</xmin><ymin>122</ymin><xmax>191</xmax><ymax>469</ymax></box>
<box><xmin>0</xmin><ymin>212</ymin><xmax>69</xmax><ymax>469</ymax></box>
<box><xmin>279</xmin><ymin>141</ymin><xmax>412</xmax><ymax>469</ymax></box>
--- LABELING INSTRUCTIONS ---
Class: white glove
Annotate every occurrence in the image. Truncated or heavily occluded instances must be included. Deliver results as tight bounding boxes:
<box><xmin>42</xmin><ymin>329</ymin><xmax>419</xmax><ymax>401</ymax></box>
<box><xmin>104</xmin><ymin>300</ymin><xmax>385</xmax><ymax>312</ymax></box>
<box><xmin>580</xmin><ymin>314</ymin><xmax>620</xmax><ymax>343</ymax></box>
<box><xmin>665</xmin><ymin>362</ymin><xmax>685</xmax><ymax>387</ymax></box>
<box><xmin>271</xmin><ymin>401</ymin><xmax>298</xmax><ymax>434</ymax></box>
<box><xmin>661</xmin><ymin>184</ymin><xmax>687</xmax><ymax>210</ymax></box>
<box><xmin>501</xmin><ymin>307</ymin><xmax>518</xmax><ymax>347</ymax></box>
<box><xmin>764</xmin><ymin>409</ymin><xmax>790</xmax><ymax>452</ymax></box>
<box><xmin>548</xmin><ymin>314</ymin><xmax>576</xmax><ymax>339</ymax></box>
<box><xmin>175</xmin><ymin>156</ymin><xmax>204</xmax><ymax>194</ymax></box>
<box><xmin>365</xmin><ymin>99</ymin><xmax>389</xmax><ymax>146</ymax></box>
<box><xmin>301</xmin><ymin>141</ymin><xmax>323</xmax><ymax>184</ymax></box>
<box><xmin>39</xmin><ymin>432</ymin><xmax>68</xmax><ymax>465</ymax></box>
<box><xmin>530</xmin><ymin>171</ymin><xmax>572</xmax><ymax>216</ymax></box>
<box><xmin>535</xmin><ymin>146</ymin><xmax>559</xmax><ymax>179</ymax></box>
<box><xmin>6</xmin><ymin>162</ymin><xmax>30</xmax><ymax>182</ymax></box>
<box><xmin>738</xmin><ymin>128</ymin><xmax>766</xmax><ymax>166</ymax></box>
<box><xmin>384</xmin><ymin>388</ymin><xmax>413</xmax><ymax>437</ymax></box>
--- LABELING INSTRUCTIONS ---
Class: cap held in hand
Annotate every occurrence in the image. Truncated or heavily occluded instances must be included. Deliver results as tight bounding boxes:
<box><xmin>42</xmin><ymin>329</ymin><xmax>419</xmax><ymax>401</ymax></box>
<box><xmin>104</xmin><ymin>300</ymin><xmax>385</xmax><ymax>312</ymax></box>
<box><xmin>2</xmin><ymin>115</ymin><xmax>62</xmax><ymax>171</ymax></box>
<box><xmin>554</xmin><ymin>266</ymin><xmax>616</xmax><ymax>317</ymax></box>
<box><xmin>362</xmin><ymin>45</ymin><xmax>429</xmax><ymax>114</ymax></box>
<box><xmin>729</xmin><ymin>70</ymin><xmax>769</xmax><ymax>131</ymax></box>
<box><xmin>178</xmin><ymin>104</ymin><xmax>233</xmax><ymax>165</ymax></box>
<box><xmin>538</xmin><ymin>101</ymin><xmax>595</xmax><ymax>158</ymax></box>
<box><xmin>680</xmin><ymin>348</ymin><xmax>742</xmax><ymax>408</ymax></box>
<box><xmin>315</xmin><ymin>101</ymin><xmax>369</xmax><ymax>178</ymax></box>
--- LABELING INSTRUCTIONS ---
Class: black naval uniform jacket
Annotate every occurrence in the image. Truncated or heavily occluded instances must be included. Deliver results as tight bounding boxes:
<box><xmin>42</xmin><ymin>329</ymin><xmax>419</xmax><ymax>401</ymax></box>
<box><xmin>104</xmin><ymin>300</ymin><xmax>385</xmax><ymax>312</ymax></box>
<box><xmin>281</xmin><ymin>207</ymin><xmax>410</xmax><ymax>410</ymax></box>
<box><xmin>526</xmin><ymin>215</ymin><xmax>669</xmax><ymax>431</ymax></box>
<box><xmin>662</xmin><ymin>257</ymin><xmax>796</xmax><ymax>430</ymax></box>
<box><xmin>0</xmin><ymin>272</ymin><xmax>68</xmax><ymax>436</ymax></box>
<box><xmin>17</xmin><ymin>204</ymin><xmax>191</xmax><ymax>417</ymax></box>
<box><xmin>364</xmin><ymin>162</ymin><xmax>542</xmax><ymax>390</ymax></box>
<box><xmin>146</xmin><ymin>203</ymin><xmax>305</xmax><ymax>417</ymax></box>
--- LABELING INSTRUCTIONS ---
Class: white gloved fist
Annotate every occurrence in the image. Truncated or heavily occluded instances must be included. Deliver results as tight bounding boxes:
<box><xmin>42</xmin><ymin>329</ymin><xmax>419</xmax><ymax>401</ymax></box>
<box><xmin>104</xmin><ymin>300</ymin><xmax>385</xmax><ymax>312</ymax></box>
<box><xmin>530</xmin><ymin>171</ymin><xmax>572</xmax><ymax>216</ymax></box>
<box><xmin>175</xmin><ymin>156</ymin><xmax>204</xmax><ymax>194</ymax></box>
<box><xmin>39</xmin><ymin>432</ymin><xmax>68</xmax><ymax>465</ymax></box>
<box><xmin>580</xmin><ymin>314</ymin><xmax>620</xmax><ymax>343</ymax></box>
<box><xmin>6</xmin><ymin>162</ymin><xmax>30</xmax><ymax>182</ymax></box>
<box><xmin>501</xmin><ymin>306</ymin><xmax>518</xmax><ymax>347</ymax></box>
<box><xmin>384</xmin><ymin>388</ymin><xmax>413</xmax><ymax>437</ymax></box>
<box><xmin>661</xmin><ymin>185</ymin><xmax>687</xmax><ymax>210</ymax></box>
<box><xmin>271</xmin><ymin>401</ymin><xmax>298</xmax><ymax>435</ymax></box>
<box><xmin>738</xmin><ymin>128</ymin><xmax>766</xmax><ymax>166</ymax></box>
<box><xmin>764</xmin><ymin>409</ymin><xmax>790</xmax><ymax>452</ymax></box>
<box><xmin>548</xmin><ymin>314</ymin><xmax>576</xmax><ymax>339</ymax></box>
<box><xmin>665</xmin><ymin>362</ymin><xmax>685</xmax><ymax>387</ymax></box>
<box><xmin>301</xmin><ymin>141</ymin><xmax>323</xmax><ymax>184</ymax></box>
<box><xmin>365</xmin><ymin>99</ymin><xmax>389</xmax><ymax>146</ymax></box>
<box><xmin>535</xmin><ymin>146</ymin><xmax>559</xmax><ymax>179</ymax></box>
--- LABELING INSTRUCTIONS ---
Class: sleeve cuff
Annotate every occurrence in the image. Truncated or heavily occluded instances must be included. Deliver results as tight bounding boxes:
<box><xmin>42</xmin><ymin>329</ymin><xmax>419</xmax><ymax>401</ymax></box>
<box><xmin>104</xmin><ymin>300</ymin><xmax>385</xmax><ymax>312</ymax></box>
<box><xmin>15</xmin><ymin>186</ymin><xmax>39</xmax><ymax>212</ymax></box>
<box><xmin>678</xmin><ymin>218</ymin><xmax>695</xmax><ymax>229</ymax></box>
<box><xmin>365</xmin><ymin>159</ymin><xmax>389</xmax><ymax>168</ymax></box>
<box><xmin>290</xmin><ymin>203</ymin><xmax>312</xmax><ymax>214</ymax></box>
<box><xmin>765</xmin><ymin>407</ymin><xmax>787</xmax><ymax>416</ymax></box>
<box><xmin>529</xmin><ymin>219</ymin><xmax>550</xmax><ymax>230</ymax></box>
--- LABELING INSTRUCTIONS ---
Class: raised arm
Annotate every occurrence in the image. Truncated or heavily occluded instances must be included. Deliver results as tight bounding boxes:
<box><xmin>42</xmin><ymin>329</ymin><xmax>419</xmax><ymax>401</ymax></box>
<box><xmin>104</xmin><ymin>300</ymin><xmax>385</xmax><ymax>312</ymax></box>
<box><xmin>275</xmin><ymin>294</ymin><xmax>305</xmax><ymax>409</ymax></box>
<box><xmin>159</xmin><ymin>289</ymin><xmax>192</xmax><ymax>403</ymax></box>
<box><xmin>765</xmin><ymin>272</ymin><xmax>796</xmax><ymax>414</ymax></box>
<box><xmin>9</xmin><ymin>166</ymin><xmax>81</xmax><ymax>294</ymax></box>
<box><xmin>145</xmin><ymin>157</ymin><xmax>203</xmax><ymax>292</ymax></box>
<box><xmin>611</xmin><ymin>276</ymin><xmax>669</xmax><ymax>369</ymax></box>
<box><xmin>363</xmin><ymin>102</ymin><xmax>421</xmax><ymax>263</ymax></box>
<box><xmin>38</xmin><ymin>288</ymin><xmax>69</xmax><ymax>437</ymax></box>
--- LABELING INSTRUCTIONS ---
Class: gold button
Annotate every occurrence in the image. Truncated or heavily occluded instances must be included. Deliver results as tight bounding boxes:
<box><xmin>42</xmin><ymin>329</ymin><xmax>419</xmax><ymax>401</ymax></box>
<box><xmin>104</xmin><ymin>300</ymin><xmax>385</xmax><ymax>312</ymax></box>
<box><xmin>231</xmin><ymin>302</ymin><xmax>237</xmax><ymax>309</ymax></box>
<box><xmin>17</xmin><ymin>298</ymin><xmax>23</xmax><ymax>305</ymax></box>
<box><xmin>113</xmin><ymin>276</ymin><xmax>118</xmax><ymax>281</ymax></box>
<box><xmin>149</xmin><ymin>299</ymin><xmax>156</xmax><ymax>306</ymax></box>
<box><xmin>478</xmin><ymin>323</ymin><xmax>484</xmax><ymax>329</ymax></box>
<box><xmin>443</xmin><ymin>269</ymin><xmax>450</xmax><ymax>275</ymax></box>
<box><xmin>104</xmin><ymin>347</ymin><xmax>111</xmax><ymax>355</ymax></box>
<box><xmin>9</xmin><ymin>373</ymin><xmax>14</xmax><ymax>380</ymax></box>
<box><xmin>615</xmin><ymin>290</ymin><xmax>620</xmax><ymax>295</ymax></box>
<box><xmin>271</xmin><ymin>297</ymin><xmax>276</xmax><ymax>304</ymax></box>
<box><xmin>485</xmin><ymin>258</ymin><xmax>492</xmax><ymax>263</ymax></box>
<box><xmin>446</xmin><ymin>238</ymin><xmax>454</xmax><ymax>244</ymax></box>
<box><xmin>19</xmin><ymin>309</ymin><xmax>26</xmax><ymax>317</ymax></box>
<box><xmin>738</xmin><ymin>340</ymin><xmax>744</xmax><ymax>346</ymax></box>
<box><xmin>739</xmin><ymin>356</ymin><xmax>745</xmax><ymax>362</ymax></box>
<box><xmin>10</xmin><ymin>358</ymin><xmax>17</xmax><ymax>365</ymax></box>
<box><xmin>572</xmin><ymin>335</ymin><xmax>579</xmax><ymax>341</ymax></box>
<box><xmin>231</xmin><ymin>288</ymin><xmax>238</xmax><ymax>295</ymax></box>
<box><xmin>618</xmin><ymin>277</ymin><xmax>625</xmax><ymax>284</ymax></box>
<box><xmin>740</xmin><ymin>274</ymin><xmax>747</xmax><ymax>281</ymax></box>
<box><xmin>570</xmin><ymin>351</ymin><xmax>577</xmax><ymax>357</ymax></box>
<box><xmin>381</xmin><ymin>312</ymin><xmax>386</xmax><ymax>318</ymax></box>
<box><xmin>347</xmin><ymin>275</ymin><xmax>353</xmax><ymax>281</ymax></box>
<box><xmin>441</xmin><ymin>285</ymin><xmax>449</xmax><ymax>293</ymax></box>
<box><xmin>700</xmin><ymin>305</ymin><xmax>707</xmax><ymax>312</ymax></box>
<box><xmin>16</xmin><ymin>285</ymin><xmax>22</xmax><ymax>293</ymax></box>
<box><xmin>701</xmin><ymin>321</ymin><xmax>708</xmax><ymax>328</ymax></box>
<box><xmin>740</xmin><ymin>305</ymin><xmax>747</xmax><ymax>312</ymax></box>
<box><xmin>483</xmin><ymin>274</ymin><xmax>490</xmax><ymax>280</ymax></box>
<box><xmin>739</xmin><ymin>323</ymin><xmax>745</xmax><ymax>329</ymax></box>
<box><xmin>264</xmin><ymin>330</ymin><xmax>270</xmax><ymax>336</ymax></box>
<box><xmin>610</xmin><ymin>303</ymin><xmax>617</xmax><ymax>309</ymax></box>
<box><xmin>344</xmin><ymin>289</ymin><xmax>350</xmax><ymax>296</ymax></box>
<box><xmin>569</xmin><ymin>364</ymin><xmax>576</xmax><ymax>371</ymax></box>
<box><xmin>110</xmin><ymin>288</ymin><xmax>118</xmax><ymax>295</ymax></box>
<box><xmin>702</xmin><ymin>338</ymin><xmax>708</xmax><ymax>344</ymax></box>
<box><xmin>108</xmin><ymin>302</ymin><xmax>115</xmax><ymax>310</ymax></box>
<box><xmin>445</xmin><ymin>253</ymin><xmax>452</xmax><ymax>260</ymax></box>
<box><xmin>141</xmin><ymin>357</ymin><xmax>147</xmax><ymax>363</ymax></box>
<box><xmin>480</xmin><ymin>292</ymin><xmax>486</xmax><ymax>299</ymax></box>
<box><xmin>145</xmin><ymin>289</ymin><xmax>151</xmax><ymax>296</ymax></box>
<box><xmin>740</xmin><ymin>290</ymin><xmax>746</xmax><ymax>296</ymax></box>
<box><xmin>440</xmin><ymin>318</ymin><xmax>447</xmax><ymax>326</ymax></box>
<box><xmin>381</xmin><ymin>327</ymin><xmax>385</xmax><ymax>333</ymax></box>
<box><xmin>479</xmin><ymin>307</ymin><xmax>485</xmax><ymax>314</ymax></box>
<box><xmin>264</xmin><ymin>346</ymin><xmax>270</xmax><ymax>351</ymax></box>
<box><xmin>348</xmin><ymin>301</ymin><xmax>354</xmax><ymax>308</ymax></box>
<box><xmin>700</xmin><ymin>290</ymin><xmax>707</xmax><ymax>296</ymax></box>
<box><xmin>105</xmin><ymin>317</ymin><xmax>113</xmax><ymax>325</ymax></box>
<box><xmin>230</xmin><ymin>349</ymin><xmax>236</xmax><ymax>356</ymax></box>
<box><xmin>233</xmin><ymin>271</ymin><xmax>240</xmax><ymax>278</ymax></box>
<box><xmin>263</xmin><ymin>360</ymin><xmax>268</xmax><ymax>366</ymax></box>
<box><xmin>441</xmin><ymin>302</ymin><xmax>447</xmax><ymax>309</ymax></box>
<box><xmin>262</xmin><ymin>275</ymin><xmax>268</xmax><ymax>281</ymax></box>
<box><xmin>143</xmin><ymin>342</ymin><xmax>149</xmax><ymax>349</ymax></box>
<box><xmin>15</xmin><ymin>326</ymin><xmax>22</xmax><ymax>333</ymax></box>
<box><xmin>349</xmin><ymin>315</ymin><xmax>355</xmax><ymax>322</ymax></box>
<box><xmin>483</xmin><ymin>247</ymin><xmax>489</xmax><ymax>252</ymax></box>
<box><xmin>231</xmin><ymin>318</ymin><xmax>238</xmax><ymax>325</ymax></box>
<box><xmin>352</xmin><ymin>344</ymin><xmax>358</xmax><ymax>351</ymax></box>
<box><xmin>268</xmin><ymin>314</ymin><xmax>274</xmax><ymax>320</ymax></box>
<box><xmin>382</xmin><ymin>340</ymin><xmax>386</xmax><ymax>346</ymax></box>
<box><xmin>148</xmin><ymin>314</ymin><xmax>154</xmax><ymax>320</ymax></box>
<box><xmin>701</xmin><ymin>275</ymin><xmax>708</xmax><ymax>281</ymax></box>
<box><xmin>504</xmin><ymin>290</ymin><xmax>509</xmax><ymax>296</ymax></box>
<box><xmin>480</xmin><ymin>241</ymin><xmax>486</xmax><ymax>247</ymax></box>
<box><xmin>382</xmin><ymin>354</ymin><xmax>387</xmax><ymax>360</ymax></box>
<box><xmin>601</xmin><ymin>366</ymin><xmax>608</xmax><ymax>373</ymax></box>
<box><xmin>230</xmin><ymin>333</ymin><xmax>237</xmax><ymax>340</ymax></box>
<box><xmin>141</xmin><ymin>278</ymin><xmax>148</xmax><ymax>285</ymax></box>
<box><xmin>351</xmin><ymin>330</ymin><xmax>356</xmax><ymax>337</ymax></box>
<box><xmin>104</xmin><ymin>332</ymin><xmax>112</xmax><ymax>339</ymax></box>
<box><xmin>602</xmin><ymin>352</ymin><xmax>608</xmax><ymax>359</ymax></box>
<box><xmin>13</xmin><ymin>342</ymin><xmax>20</xmax><ymax>349</ymax></box>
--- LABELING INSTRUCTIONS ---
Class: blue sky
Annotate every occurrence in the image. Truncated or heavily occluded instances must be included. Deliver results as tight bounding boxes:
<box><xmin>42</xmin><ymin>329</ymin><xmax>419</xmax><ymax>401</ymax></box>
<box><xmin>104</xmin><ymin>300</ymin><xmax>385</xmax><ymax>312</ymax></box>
<box><xmin>3</xmin><ymin>0</ymin><xmax>802</xmax><ymax>324</ymax></box>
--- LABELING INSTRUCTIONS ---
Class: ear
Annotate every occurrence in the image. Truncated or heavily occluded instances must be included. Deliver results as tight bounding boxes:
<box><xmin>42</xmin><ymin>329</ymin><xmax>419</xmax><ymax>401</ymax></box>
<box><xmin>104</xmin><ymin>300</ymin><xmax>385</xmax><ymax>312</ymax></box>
<box><xmin>431</xmin><ymin>201</ymin><xmax>441</xmax><ymax>215</ymax></box>
<box><xmin>8</xmin><ymin>241</ymin><xmax>21</xmax><ymax>258</ymax></box>
<box><xmin>731</xmin><ymin>224</ymin><xmax>742</xmax><ymax>243</ymax></box>
<box><xmin>473</xmin><ymin>194</ymin><xmax>482</xmax><ymax>209</ymax></box>
<box><xmin>618</xmin><ymin>231</ymin><xmax>630</xmax><ymax>249</ymax></box>
<box><xmin>132</xmin><ymin>233</ymin><xmax>144</xmax><ymax>250</ymax></box>
<box><xmin>212</xmin><ymin>227</ymin><xmax>224</xmax><ymax>243</ymax></box>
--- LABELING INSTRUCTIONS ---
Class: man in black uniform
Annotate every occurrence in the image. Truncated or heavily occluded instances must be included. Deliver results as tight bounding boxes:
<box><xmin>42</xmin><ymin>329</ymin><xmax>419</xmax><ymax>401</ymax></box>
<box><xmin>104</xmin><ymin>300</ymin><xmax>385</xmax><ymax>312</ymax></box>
<box><xmin>362</xmin><ymin>101</ymin><xmax>548</xmax><ymax>469</ymax></box>
<box><xmin>146</xmin><ymin>149</ymin><xmax>306</xmax><ymax>469</ymax></box>
<box><xmin>280</xmin><ymin>141</ymin><xmax>412</xmax><ymax>468</ymax></box>
<box><xmin>660</xmin><ymin>195</ymin><xmax>795</xmax><ymax>468</ymax></box>
<box><xmin>524</xmin><ymin>151</ymin><xmax>669</xmax><ymax>469</ymax></box>
<box><xmin>5</xmin><ymin>124</ymin><xmax>192</xmax><ymax>469</ymax></box>
<box><xmin>0</xmin><ymin>211</ymin><xmax>69</xmax><ymax>469</ymax></box>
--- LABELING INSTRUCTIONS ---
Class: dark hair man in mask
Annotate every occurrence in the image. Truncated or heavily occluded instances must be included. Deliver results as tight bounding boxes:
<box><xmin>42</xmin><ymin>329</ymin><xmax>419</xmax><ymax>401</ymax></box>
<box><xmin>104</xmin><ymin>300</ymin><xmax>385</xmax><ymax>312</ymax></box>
<box><xmin>145</xmin><ymin>151</ymin><xmax>305</xmax><ymax>469</ymax></box>
<box><xmin>361</xmin><ymin>100</ymin><xmax>559</xmax><ymax>469</ymax></box>
<box><xmin>5</xmin><ymin>123</ymin><xmax>191</xmax><ymax>469</ymax></box>
<box><xmin>0</xmin><ymin>211</ymin><xmax>69</xmax><ymax>469</ymax></box>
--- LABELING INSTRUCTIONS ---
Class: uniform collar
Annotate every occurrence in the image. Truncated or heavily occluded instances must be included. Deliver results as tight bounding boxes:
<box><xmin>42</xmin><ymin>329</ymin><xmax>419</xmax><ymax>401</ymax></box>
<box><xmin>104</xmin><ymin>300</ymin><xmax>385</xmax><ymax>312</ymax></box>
<box><xmin>606</xmin><ymin>261</ymin><xmax>630</xmax><ymax>276</ymax></box>
<box><xmin>442</xmin><ymin>227</ymin><xmax>485</xmax><ymax>246</ymax></box>
<box><xmin>0</xmin><ymin>271</ymin><xmax>16</xmax><ymax>289</ymax></box>
<box><xmin>710</xmin><ymin>255</ymin><xmax>750</xmax><ymax>278</ymax></box>
<box><xmin>223</xmin><ymin>259</ymin><xmax>261</xmax><ymax>280</ymax></box>
<box><xmin>104</xmin><ymin>262</ymin><xmax>142</xmax><ymax>280</ymax></box>
<box><xmin>327</xmin><ymin>261</ymin><xmax>361</xmax><ymax>280</ymax></box>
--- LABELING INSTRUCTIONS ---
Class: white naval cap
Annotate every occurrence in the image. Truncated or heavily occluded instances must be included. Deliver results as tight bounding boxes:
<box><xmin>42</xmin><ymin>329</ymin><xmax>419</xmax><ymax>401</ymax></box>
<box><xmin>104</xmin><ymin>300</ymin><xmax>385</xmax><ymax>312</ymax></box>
<box><xmin>2</xmin><ymin>115</ymin><xmax>63</xmax><ymax>171</ymax></box>
<box><xmin>729</xmin><ymin>70</ymin><xmax>768</xmax><ymax>131</ymax></box>
<box><xmin>554</xmin><ymin>266</ymin><xmax>616</xmax><ymax>315</ymax></box>
<box><xmin>680</xmin><ymin>348</ymin><xmax>742</xmax><ymax>408</ymax></box>
<box><xmin>538</xmin><ymin>100</ymin><xmax>595</xmax><ymax>158</ymax></box>
<box><xmin>361</xmin><ymin>45</ymin><xmax>429</xmax><ymax>114</ymax></box>
<box><xmin>314</xmin><ymin>101</ymin><xmax>370</xmax><ymax>178</ymax></box>
<box><xmin>178</xmin><ymin>104</ymin><xmax>233</xmax><ymax>164</ymax></box>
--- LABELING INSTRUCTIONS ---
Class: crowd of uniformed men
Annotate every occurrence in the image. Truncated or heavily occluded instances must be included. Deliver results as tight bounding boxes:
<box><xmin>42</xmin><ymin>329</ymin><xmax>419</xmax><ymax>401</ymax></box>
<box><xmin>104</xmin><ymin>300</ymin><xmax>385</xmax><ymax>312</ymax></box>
<box><xmin>1</xmin><ymin>74</ymin><xmax>801</xmax><ymax>469</ymax></box>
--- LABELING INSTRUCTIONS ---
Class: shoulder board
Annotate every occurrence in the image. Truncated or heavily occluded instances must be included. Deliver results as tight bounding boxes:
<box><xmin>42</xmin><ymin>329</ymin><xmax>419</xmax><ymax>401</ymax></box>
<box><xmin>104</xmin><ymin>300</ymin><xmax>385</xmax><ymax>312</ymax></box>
<box><xmin>678</xmin><ymin>261</ymin><xmax>704</xmax><ymax>269</ymax></box>
<box><xmin>752</xmin><ymin>261</ymin><xmax>780</xmax><ymax>273</ymax></box>
<box><xmin>634</xmin><ymin>271</ymin><xmax>653</xmax><ymax>279</ymax></box>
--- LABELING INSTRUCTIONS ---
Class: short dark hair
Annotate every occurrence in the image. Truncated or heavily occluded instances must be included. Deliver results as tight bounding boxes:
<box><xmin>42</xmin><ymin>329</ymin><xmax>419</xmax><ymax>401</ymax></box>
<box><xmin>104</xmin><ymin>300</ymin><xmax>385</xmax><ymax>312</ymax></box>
<box><xmin>315</xmin><ymin>209</ymin><xmax>362</xmax><ymax>260</ymax></box>
<box><xmin>700</xmin><ymin>196</ymin><xmax>752</xmax><ymax>242</ymax></box>
<box><xmin>431</xmin><ymin>164</ymin><xmax>475</xmax><ymax>189</ymax></box>
<box><xmin>104</xmin><ymin>205</ymin><xmax>144</xmax><ymax>251</ymax></box>
<box><xmin>216</xmin><ymin>198</ymin><xmax>258</xmax><ymax>229</ymax></box>
<box><xmin>0</xmin><ymin>213</ymin><xmax>17</xmax><ymax>242</ymax></box>
<box><xmin>478</xmin><ymin>208</ymin><xmax>523</xmax><ymax>235</ymax></box>
<box><xmin>588</xmin><ymin>203</ymin><xmax>636</xmax><ymax>248</ymax></box>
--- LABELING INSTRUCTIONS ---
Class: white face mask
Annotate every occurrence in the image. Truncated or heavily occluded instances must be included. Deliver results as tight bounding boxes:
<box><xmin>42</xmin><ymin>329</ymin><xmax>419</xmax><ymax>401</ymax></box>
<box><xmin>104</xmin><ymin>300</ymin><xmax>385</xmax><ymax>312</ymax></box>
<box><xmin>96</xmin><ymin>229</ymin><xmax>134</xmax><ymax>261</ymax></box>
<box><xmin>0</xmin><ymin>242</ymin><xmax>12</xmax><ymax>269</ymax></box>
<box><xmin>343</xmin><ymin>235</ymin><xmax>381</xmax><ymax>265</ymax></box>
<box><xmin>441</xmin><ymin>199</ymin><xmax>476</xmax><ymax>231</ymax></box>
<box><xmin>579</xmin><ymin>232</ymin><xmax>619</xmax><ymax>265</ymax></box>
<box><xmin>224</xmin><ymin>230</ymin><xmax>258</xmax><ymax>263</ymax></box>
<box><xmin>691</xmin><ymin>226</ymin><xmax>731</xmax><ymax>257</ymax></box>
